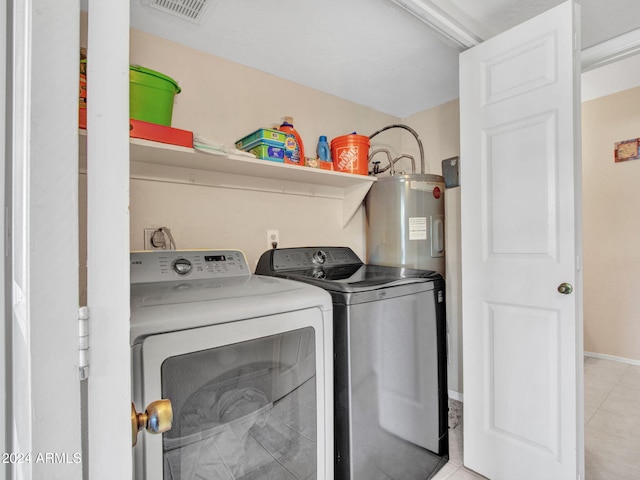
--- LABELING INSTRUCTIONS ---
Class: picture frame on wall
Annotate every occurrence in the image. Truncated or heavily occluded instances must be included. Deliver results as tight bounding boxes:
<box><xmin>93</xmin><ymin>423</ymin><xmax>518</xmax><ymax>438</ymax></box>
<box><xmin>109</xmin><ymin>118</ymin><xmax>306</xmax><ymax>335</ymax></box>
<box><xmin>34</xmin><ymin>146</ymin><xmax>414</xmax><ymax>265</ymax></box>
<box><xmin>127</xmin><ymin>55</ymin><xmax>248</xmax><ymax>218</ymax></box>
<box><xmin>614</xmin><ymin>138</ymin><xmax>640</xmax><ymax>163</ymax></box>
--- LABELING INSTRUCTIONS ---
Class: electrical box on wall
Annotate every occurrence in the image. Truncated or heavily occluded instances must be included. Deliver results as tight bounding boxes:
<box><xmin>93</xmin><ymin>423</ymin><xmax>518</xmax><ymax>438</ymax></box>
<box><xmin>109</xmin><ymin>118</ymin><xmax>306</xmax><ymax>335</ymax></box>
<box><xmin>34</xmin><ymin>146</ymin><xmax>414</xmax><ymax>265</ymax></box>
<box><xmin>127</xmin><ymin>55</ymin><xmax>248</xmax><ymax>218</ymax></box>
<box><xmin>267</xmin><ymin>230</ymin><xmax>280</xmax><ymax>249</ymax></box>
<box><xmin>144</xmin><ymin>227</ymin><xmax>174</xmax><ymax>250</ymax></box>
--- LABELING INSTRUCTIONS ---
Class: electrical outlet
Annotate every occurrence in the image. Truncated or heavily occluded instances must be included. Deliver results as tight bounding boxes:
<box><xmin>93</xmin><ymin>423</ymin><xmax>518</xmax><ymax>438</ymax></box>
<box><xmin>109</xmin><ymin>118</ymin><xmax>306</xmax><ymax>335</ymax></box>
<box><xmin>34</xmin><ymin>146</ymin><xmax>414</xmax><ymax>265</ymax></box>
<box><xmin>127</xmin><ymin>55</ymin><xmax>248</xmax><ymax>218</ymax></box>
<box><xmin>267</xmin><ymin>230</ymin><xmax>280</xmax><ymax>250</ymax></box>
<box><xmin>144</xmin><ymin>227</ymin><xmax>171</xmax><ymax>250</ymax></box>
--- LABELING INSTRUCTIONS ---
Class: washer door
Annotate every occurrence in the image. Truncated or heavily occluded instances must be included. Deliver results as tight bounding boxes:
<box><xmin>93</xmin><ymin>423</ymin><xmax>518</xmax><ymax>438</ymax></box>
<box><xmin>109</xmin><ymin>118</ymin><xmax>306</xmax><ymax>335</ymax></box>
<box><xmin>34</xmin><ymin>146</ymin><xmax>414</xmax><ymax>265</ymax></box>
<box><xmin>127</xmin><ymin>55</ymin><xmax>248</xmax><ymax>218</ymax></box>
<box><xmin>133</xmin><ymin>308</ymin><xmax>331</xmax><ymax>480</ymax></box>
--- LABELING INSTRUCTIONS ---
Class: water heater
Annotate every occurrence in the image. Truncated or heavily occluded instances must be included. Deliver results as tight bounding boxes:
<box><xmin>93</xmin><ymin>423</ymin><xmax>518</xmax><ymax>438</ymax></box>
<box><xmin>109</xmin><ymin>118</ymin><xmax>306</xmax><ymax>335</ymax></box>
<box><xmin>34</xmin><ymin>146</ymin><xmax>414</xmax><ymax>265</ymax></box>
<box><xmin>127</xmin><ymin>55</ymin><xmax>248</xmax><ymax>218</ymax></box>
<box><xmin>366</xmin><ymin>173</ymin><xmax>445</xmax><ymax>275</ymax></box>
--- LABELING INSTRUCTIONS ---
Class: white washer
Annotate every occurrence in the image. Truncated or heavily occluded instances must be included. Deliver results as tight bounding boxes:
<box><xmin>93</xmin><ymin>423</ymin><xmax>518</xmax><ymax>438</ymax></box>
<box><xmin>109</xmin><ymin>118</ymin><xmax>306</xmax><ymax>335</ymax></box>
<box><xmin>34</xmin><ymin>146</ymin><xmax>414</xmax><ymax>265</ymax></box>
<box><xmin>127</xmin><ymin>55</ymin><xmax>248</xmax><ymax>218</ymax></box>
<box><xmin>130</xmin><ymin>250</ymin><xmax>333</xmax><ymax>480</ymax></box>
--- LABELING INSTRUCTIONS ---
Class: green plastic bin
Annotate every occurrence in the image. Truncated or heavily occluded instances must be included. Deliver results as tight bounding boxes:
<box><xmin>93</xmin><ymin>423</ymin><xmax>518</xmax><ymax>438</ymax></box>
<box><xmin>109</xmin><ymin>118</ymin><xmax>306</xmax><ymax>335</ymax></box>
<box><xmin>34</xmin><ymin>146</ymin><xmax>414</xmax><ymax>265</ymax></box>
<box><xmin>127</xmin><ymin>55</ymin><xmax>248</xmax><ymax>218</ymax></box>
<box><xmin>129</xmin><ymin>65</ymin><xmax>181</xmax><ymax>126</ymax></box>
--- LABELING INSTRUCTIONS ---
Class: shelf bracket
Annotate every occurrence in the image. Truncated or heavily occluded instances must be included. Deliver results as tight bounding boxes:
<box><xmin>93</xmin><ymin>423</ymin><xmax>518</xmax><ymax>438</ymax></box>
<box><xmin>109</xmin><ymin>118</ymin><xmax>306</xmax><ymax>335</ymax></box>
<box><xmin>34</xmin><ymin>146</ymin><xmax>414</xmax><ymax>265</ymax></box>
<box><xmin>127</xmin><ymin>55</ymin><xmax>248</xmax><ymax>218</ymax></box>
<box><xmin>342</xmin><ymin>181</ymin><xmax>375</xmax><ymax>227</ymax></box>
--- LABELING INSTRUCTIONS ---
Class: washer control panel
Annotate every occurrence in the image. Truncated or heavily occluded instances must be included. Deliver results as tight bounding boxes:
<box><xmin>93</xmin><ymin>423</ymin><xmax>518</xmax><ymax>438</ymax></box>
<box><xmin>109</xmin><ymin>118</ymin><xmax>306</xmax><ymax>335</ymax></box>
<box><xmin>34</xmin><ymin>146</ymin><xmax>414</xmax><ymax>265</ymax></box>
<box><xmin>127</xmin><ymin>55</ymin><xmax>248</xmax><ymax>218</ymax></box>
<box><xmin>312</xmin><ymin>250</ymin><xmax>327</xmax><ymax>264</ymax></box>
<box><xmin>131</xmin><ymin>250</ymin><xmax>249</xmax><ymax>284</ymax></box>
<box><xmin>268</xmin><ymin>247</ymin><xmax>362</xmax><ymax>271</ymax></box>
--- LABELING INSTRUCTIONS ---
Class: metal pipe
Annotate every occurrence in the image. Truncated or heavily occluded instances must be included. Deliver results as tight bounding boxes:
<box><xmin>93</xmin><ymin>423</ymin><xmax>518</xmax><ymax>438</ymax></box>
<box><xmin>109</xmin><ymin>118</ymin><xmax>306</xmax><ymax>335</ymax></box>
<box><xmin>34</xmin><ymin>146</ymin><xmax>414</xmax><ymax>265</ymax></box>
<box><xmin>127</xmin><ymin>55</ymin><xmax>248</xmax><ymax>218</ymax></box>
<box><xmin>368</xmin><ymin>148</ymin><xmax>394</xmax><ymax>176</ymax></box>
<box><xmin>393</xmin><ymin>154</ymin><xmax>416</xmax><ymax>174</ymax></box>
<box><xmin>369</xmin><ymin>123</ymin><xmax>426</xmax><ymax>174</ymax></box>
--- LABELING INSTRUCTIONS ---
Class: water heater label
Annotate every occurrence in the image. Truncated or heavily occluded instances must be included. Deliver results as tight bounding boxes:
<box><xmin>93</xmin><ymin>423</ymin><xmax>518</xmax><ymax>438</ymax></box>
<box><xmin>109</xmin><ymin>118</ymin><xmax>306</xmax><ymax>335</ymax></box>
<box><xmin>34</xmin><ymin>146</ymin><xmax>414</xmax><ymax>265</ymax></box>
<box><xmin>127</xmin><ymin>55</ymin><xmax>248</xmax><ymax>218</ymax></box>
<box><xmin>409</xmin><ymin>217</ymin><xmax>427</xmax><ymax>240</ymax></box>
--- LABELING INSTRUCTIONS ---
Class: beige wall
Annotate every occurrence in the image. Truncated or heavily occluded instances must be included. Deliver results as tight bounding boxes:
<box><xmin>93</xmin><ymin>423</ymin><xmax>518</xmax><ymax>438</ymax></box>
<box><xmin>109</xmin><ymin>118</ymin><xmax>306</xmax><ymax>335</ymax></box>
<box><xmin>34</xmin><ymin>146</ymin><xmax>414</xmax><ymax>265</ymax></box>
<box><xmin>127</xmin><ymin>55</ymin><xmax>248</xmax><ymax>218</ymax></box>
<box><xmin>126</xmin><ymin>28</ymin><xmax>402</xmax><ymax>266</ymax></box>
<box><xmin>130</xmin><ymin>29</ymin><xmax>401</xmax><ymax>157</ymax></box>
<box><xmin>129</xmin><ymin>179</ymin><xmax>366</xmax><ymax>269</ymax></box>
<box><xmin>403</xmin><ymin>100</ymin><xmax>461</xmax><ymax>176</ymax></box>
<box><xmin>582</xmin><ymin>86</ymin><xmax>640</xmax><ymax>361</ymax></box>
<box><xmin>363</xmin><ymin>100</ymin><xmax>460</xmax><ymax>176</ymax></box>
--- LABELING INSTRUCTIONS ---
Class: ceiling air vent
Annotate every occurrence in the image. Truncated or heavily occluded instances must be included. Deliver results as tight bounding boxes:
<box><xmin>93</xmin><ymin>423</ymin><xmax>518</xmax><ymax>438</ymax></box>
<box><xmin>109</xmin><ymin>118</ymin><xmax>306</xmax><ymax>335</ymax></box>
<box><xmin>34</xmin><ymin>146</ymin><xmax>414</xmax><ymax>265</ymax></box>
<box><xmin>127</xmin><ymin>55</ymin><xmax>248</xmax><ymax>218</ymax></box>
<box><xmin>147</xmin><ymin>0</ymin><xmax>212</xmax><ymax>24</ymax></box>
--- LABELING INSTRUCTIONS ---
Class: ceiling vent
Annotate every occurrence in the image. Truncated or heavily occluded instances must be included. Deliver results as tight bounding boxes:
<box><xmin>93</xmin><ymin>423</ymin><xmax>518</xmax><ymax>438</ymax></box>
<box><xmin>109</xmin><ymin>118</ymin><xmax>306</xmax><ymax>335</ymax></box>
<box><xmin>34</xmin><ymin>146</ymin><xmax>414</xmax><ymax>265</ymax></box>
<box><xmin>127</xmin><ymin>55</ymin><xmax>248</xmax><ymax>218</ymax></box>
<box><xmin>146</xmin><ymin>0</ymin><xmax>212</xmax><ymax>24</ymax></box>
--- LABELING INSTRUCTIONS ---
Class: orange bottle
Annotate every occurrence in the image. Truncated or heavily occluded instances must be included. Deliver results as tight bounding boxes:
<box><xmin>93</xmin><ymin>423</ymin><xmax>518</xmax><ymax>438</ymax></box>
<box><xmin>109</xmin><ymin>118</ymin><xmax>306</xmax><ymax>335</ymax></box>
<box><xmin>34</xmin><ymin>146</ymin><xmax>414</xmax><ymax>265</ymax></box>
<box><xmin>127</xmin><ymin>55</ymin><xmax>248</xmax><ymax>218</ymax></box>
<box><xmin>278</xmin><ymin>116</ymin><xmax>305</xmax><ymax>165</ymax></box>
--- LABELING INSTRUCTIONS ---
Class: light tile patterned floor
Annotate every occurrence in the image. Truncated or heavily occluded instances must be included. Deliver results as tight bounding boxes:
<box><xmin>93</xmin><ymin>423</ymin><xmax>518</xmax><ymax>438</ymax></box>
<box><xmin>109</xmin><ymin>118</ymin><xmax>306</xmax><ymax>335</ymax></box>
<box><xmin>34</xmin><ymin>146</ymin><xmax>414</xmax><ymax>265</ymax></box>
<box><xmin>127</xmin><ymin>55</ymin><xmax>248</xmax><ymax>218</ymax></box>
<box><xmin>432</xmin><ymin>357</ymin><xmax>640</xmax><ymax>480</ymax></box>
<box><xmin>430</xmin><ymin>399</ymin><xmax>488</xmax><ymax>480</ymax></box>
<box><xmin>584</xmin><ymin>356</ymin><xmax>640</xmax><ymax>479</ymax></box>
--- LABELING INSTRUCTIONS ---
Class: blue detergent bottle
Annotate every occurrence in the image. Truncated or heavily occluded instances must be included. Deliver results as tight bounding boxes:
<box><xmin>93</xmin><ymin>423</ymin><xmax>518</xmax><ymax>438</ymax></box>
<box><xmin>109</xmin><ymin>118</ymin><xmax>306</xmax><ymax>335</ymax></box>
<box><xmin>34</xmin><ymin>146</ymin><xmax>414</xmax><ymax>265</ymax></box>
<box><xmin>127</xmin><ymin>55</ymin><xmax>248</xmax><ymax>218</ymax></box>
<box><xmin>317</xmin><ymin>135</ymin><xmax>331</xmax><ymax>162</ymax></box>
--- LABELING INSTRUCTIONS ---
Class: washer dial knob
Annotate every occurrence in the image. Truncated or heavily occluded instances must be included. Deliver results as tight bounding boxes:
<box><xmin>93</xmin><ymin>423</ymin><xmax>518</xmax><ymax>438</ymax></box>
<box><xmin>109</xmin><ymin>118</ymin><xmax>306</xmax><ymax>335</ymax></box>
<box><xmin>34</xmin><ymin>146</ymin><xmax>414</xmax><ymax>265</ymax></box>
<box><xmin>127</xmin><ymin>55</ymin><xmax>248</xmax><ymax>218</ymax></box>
<box><xmin>312</xmin><ymin>250</ymin><xmax>327</xmax><ymax>264</ymax></box>
<box><xmin>312</xmin><ymin>269</ymin><xmax>326</xmax><ymax>279</ymax></box>
<box><xmin>172</xmin><ymin>258</ymin><xmax>192</xmax><ymax>276</ymax></box>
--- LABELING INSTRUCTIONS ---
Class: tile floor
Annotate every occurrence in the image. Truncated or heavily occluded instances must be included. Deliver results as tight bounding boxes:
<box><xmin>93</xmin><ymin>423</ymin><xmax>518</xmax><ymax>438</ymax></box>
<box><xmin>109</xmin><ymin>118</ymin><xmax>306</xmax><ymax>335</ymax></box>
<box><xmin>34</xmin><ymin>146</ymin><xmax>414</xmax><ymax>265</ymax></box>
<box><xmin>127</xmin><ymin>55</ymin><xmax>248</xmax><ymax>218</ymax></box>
<box><xmin>583</xmin><ymin>356</ymin><xmax>640</xmax><ymax>479</ymax></box>
<box><xmin>431</xmin><ymin>356</ymin><xmax>640</xmax><ymax>480</ymax></box>
<box><xmin>430</xmin><ymin>399</ymin><xmax>487</xmax><ymax>480</ymax></box>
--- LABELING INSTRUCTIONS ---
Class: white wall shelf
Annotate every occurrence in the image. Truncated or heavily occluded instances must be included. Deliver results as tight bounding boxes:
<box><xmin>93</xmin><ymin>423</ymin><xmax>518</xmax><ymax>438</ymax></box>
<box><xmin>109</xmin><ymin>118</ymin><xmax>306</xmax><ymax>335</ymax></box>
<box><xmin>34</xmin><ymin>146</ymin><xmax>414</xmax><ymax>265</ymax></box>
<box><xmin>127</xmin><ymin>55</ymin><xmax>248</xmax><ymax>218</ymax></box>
<box><xmin>79</xmin><ymin>132</ymin><xmax>375</xmax><ymax>227</ymax></box>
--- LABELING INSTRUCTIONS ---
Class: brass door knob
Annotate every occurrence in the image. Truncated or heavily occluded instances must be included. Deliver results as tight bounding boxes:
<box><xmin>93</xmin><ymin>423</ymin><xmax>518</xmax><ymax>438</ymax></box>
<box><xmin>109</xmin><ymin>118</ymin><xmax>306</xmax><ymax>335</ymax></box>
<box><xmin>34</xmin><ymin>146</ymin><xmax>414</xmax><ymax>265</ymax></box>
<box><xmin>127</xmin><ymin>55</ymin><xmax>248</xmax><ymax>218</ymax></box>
<box><xmin>557</xmin><ymin>283</ymin><xmax>573</xmax><ymax>295</ymax></box>
<box><xmin>131</xmin><ymin>399</ymin><xmax>173</xmax><ymax>447</ymax></box>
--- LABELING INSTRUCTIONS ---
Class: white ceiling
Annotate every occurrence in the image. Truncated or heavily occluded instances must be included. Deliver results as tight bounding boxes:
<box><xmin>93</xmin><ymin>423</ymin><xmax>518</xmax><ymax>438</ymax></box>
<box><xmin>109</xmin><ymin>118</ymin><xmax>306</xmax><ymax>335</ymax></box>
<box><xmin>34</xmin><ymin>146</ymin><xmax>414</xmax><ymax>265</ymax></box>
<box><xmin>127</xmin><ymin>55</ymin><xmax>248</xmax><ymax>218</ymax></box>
<box><xmin>127</xmin><ymin>0</ymin><xmax>640</xmax><ymax>118</ymax></box>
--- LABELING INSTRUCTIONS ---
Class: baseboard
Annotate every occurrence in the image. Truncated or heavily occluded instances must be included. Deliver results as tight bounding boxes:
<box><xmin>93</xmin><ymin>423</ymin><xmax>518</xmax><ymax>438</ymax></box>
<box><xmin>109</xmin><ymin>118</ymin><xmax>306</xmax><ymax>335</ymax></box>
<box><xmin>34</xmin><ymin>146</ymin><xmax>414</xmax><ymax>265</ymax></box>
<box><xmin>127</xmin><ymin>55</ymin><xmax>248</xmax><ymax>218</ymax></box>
<box><xmin>448</xmin><ymin>389</ymin><xmax>463</xmax><ymax>402</ymax></box>
<box><xmin>585</xmin><ymin>351</ymin><xmax>640</xmax><ymax>367</ymax></box>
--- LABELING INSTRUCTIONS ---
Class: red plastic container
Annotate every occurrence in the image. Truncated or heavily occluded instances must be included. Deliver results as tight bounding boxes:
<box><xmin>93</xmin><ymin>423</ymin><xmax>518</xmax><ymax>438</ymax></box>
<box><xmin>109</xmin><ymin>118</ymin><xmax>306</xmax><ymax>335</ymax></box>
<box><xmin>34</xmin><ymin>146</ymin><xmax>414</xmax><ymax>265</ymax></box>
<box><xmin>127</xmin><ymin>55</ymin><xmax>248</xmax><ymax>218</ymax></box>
<box><xmin>331</xmin><ymin>134</ymin><xmax>370</xmax><ymax>175</ymax></box>
<box><xmin>129</xmin><ymin>119</ymin><xmax>193</xmax><ymax>147</ymax></box>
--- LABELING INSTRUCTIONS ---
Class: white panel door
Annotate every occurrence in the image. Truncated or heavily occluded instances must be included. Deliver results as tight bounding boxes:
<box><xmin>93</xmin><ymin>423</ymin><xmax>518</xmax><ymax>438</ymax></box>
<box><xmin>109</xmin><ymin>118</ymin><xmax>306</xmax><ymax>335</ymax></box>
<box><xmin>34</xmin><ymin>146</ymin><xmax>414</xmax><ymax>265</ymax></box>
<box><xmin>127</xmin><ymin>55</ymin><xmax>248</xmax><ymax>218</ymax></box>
<box><xmin>459</xmin><ymin>2</ymin><xmax>583</xmax><ymax>479</ymax></box>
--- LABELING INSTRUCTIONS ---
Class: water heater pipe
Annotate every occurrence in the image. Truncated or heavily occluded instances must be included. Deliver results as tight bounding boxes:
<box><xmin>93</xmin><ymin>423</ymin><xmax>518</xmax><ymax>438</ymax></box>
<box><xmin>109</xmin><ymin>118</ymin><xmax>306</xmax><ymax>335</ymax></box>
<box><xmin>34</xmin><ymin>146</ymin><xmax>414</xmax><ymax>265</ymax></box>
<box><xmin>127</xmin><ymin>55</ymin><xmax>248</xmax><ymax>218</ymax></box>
<box><xmin>369</xmin><ymin>123</ymin><xmax>425</xmax><ymax>174</ymax></box>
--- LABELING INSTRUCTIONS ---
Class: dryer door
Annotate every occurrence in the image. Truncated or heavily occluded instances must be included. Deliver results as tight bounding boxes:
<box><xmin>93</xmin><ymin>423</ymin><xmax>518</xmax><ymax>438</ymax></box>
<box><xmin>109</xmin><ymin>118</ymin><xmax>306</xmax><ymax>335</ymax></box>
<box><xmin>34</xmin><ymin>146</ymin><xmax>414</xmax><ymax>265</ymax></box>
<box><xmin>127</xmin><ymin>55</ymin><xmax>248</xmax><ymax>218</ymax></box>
<box><xmin>132</xmin><ymin>308</ymin><xmax>332</xmax><ymax>480</ymax></box>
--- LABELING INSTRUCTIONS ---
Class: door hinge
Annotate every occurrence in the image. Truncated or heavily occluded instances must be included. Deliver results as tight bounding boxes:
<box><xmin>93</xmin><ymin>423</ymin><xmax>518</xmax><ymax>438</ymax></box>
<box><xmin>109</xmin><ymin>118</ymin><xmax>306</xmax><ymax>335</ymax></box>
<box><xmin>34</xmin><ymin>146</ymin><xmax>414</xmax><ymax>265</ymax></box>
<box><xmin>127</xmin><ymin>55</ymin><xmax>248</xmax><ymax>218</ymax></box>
<box><xmin>78</xmin><ymin>306</ymin><xmax>90</xmax><ymax>380</ymax></box>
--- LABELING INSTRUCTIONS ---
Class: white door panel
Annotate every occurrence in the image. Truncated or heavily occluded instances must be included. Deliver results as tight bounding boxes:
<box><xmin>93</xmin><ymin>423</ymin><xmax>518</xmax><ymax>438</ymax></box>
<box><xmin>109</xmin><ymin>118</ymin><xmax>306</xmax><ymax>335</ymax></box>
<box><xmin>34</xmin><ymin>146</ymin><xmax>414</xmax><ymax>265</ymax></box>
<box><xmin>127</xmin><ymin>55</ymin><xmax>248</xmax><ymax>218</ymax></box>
<box><xmin>485</xmin><ymin>113</ymin><xmax>558</xmax><ymax>257</ymax></box>
<box><xmin>460</xmin><ymin>1</ymin><xmax>583</xmax><ymax>479</ymax></box>
<box><xmin>485</xmin><ymin>302</ymin><xmax>560</xmax><ymax>453</ymax></box>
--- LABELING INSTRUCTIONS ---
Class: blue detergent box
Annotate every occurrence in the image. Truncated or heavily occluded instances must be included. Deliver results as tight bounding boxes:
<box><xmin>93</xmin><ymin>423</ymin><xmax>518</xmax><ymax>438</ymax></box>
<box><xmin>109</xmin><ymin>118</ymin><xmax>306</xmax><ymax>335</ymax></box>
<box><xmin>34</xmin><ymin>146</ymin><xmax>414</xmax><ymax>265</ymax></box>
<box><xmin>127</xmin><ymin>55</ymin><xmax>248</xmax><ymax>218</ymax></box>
<box><xmin>250</xmin><ymin>143</ymin><xmax>285</xmax><ymax>162</ymax></box>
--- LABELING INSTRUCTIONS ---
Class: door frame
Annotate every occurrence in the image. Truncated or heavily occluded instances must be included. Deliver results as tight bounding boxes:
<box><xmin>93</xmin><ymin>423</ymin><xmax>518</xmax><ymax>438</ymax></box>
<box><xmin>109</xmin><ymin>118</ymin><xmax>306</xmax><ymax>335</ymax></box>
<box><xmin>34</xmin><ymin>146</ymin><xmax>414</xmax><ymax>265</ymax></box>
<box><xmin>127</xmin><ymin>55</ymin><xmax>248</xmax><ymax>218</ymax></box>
<box><xmin>6</xmin><ymin>0</ymin><xmax>83</xmax><ymax>478</ymax></box>
<box><xmin>1</xmin><ymin>0</ymin><xmax>7</xmax><ymax>477</ymax></box>
<box><xmin>5</xmin><ymin>0</ymin><xmax>131</xmax><ymax>478</ymax></box>
<box><xmin>85</xmin><ymin>1</ymin><xmax>132</xmax><ymax>478</ymax></box>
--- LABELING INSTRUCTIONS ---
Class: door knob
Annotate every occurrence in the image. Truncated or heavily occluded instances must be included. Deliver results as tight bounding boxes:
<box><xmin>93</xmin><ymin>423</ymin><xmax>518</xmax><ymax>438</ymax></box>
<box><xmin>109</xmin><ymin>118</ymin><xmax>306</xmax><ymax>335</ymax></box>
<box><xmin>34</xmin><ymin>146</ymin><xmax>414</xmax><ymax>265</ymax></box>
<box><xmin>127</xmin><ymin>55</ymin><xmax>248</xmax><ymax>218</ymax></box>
<box><xmin>131</xmin><ymin>399</ymin><xmax>173</xmax><ymax>447</ymax></box>
<box><xmin>557</xmin><ymin>283</ymin><xmax>573</xmax><ymax>295</ymax></box>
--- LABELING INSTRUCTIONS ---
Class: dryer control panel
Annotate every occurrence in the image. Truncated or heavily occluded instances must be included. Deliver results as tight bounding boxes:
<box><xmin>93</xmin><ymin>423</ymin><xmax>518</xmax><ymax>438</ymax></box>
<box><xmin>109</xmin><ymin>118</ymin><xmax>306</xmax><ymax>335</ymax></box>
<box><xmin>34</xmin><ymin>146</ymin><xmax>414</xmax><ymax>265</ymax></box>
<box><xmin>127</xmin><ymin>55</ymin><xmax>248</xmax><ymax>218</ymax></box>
<box><xmin>130</xmin><ymin>250</ymin><xmax>249</xmax><ymax>284</ymax></box>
